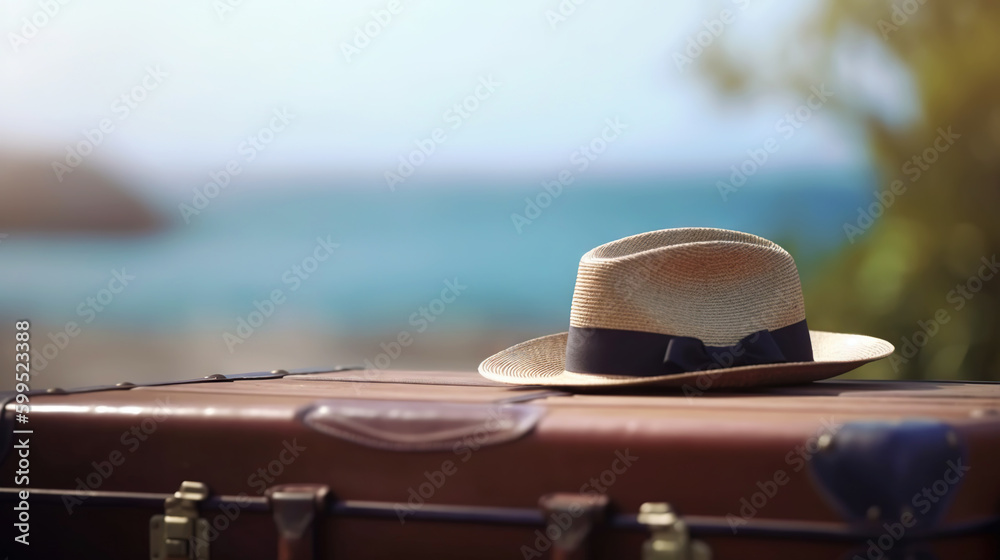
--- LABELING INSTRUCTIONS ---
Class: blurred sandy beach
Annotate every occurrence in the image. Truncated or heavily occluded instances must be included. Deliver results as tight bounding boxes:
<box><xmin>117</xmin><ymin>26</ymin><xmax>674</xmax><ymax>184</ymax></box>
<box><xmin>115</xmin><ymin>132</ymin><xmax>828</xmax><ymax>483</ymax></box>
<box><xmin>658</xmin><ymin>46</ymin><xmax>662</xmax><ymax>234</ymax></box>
<box><xmin>0</xmin><ymin>325</ymin><xmax>540</xmax><ymax>391</ymax></box>
<box><xmin>0</xmin><ymin>170</ymin><xmax>878</xmax><ymax>392</ymax></box>
<box><xmin>3</xmin><ymin>0</ymin><xmax>997</xmax><ymax>390</ymax></box>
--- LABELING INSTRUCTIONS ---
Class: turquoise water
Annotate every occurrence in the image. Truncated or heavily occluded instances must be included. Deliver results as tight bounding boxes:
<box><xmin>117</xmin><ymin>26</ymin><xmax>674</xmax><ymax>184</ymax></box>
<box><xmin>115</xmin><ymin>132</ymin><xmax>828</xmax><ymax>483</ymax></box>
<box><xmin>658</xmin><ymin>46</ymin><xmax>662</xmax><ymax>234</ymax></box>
<box><xmin>0</xmin><ymin>169</ymin><xmax>873</xmax><ymax>333</ymax></box>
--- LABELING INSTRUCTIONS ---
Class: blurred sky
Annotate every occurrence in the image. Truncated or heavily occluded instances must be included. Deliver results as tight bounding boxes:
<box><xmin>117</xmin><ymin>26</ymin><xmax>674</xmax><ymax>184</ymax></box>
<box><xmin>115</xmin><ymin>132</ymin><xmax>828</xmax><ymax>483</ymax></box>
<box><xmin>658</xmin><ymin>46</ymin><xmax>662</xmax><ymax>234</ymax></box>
<box><xmin>0</xmin><ymin>0</ymin><xmax>916</xmax><ymax>188</ymax></box>
<box><xmin>0</xmin><ymin>0</ymin><xmax>935</xmax><ymax>388</ymax></box>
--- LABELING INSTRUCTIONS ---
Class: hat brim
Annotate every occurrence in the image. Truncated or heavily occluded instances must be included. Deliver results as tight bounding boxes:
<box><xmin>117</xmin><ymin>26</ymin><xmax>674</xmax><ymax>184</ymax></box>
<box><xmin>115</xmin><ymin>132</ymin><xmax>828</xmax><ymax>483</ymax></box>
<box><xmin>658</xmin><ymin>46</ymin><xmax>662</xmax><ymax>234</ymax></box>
<box><xmin>478</xmin><ymin>330</ymin><xmax>894</xmax><ymax>389</ymax></box>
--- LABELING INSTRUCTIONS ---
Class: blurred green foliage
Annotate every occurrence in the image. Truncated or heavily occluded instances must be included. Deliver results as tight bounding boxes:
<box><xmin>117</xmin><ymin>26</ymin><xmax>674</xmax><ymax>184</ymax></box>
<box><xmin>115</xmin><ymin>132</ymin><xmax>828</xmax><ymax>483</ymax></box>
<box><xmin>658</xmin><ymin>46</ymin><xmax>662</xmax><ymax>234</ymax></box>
<box><xmin>700</xmin><ymin>0</ymin><xmax>1000</xmax><ymax>380</ymax></box>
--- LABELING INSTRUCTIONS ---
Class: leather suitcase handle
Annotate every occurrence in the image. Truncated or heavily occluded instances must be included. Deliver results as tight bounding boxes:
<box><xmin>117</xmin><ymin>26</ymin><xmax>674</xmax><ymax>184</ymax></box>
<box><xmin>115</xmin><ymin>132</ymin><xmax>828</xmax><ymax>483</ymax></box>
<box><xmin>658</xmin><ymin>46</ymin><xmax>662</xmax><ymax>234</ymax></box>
<box><xmin>301</xmin><ymin>399</ymin><xmax>545</xmax><ymax>452</ymax></box>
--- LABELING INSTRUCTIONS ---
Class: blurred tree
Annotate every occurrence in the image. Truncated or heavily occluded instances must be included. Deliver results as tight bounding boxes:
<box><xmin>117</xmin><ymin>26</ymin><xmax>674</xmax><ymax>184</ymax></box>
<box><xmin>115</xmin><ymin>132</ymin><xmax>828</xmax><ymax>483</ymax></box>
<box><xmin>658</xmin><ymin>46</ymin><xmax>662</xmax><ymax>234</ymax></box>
<box><xmin>699</xmin><ymin>0</ymin><xmax>999</xmax><ymax>380</ymax></box>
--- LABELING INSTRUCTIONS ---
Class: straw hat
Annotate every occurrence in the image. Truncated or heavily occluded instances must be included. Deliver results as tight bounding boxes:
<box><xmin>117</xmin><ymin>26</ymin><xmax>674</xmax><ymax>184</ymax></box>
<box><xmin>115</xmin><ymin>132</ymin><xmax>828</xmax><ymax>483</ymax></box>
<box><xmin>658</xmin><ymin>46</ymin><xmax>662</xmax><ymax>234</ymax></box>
<box><xmin>478</xmin><ymin>228</ymin><xmax>893</xmax><ymax>389</ymax></box>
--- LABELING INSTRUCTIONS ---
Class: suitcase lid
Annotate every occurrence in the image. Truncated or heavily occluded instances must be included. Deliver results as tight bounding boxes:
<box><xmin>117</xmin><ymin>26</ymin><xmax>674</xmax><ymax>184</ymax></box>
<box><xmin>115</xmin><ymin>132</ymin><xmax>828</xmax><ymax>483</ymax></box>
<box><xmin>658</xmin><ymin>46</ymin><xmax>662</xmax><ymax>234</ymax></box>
<box><xmin>4</xmin><ymin>366</ymin><xmax>1000</xmax><ymax>552</ymax></box>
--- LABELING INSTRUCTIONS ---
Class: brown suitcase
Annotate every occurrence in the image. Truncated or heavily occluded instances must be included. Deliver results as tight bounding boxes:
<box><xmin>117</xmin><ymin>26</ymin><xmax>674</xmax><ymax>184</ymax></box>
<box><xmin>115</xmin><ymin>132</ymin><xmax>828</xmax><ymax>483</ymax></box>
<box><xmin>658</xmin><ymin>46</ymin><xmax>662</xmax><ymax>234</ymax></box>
<box><xmin>2</xmin><ymin>367</ymin><xmax>1000</xmax><ymax>559</ymax></box>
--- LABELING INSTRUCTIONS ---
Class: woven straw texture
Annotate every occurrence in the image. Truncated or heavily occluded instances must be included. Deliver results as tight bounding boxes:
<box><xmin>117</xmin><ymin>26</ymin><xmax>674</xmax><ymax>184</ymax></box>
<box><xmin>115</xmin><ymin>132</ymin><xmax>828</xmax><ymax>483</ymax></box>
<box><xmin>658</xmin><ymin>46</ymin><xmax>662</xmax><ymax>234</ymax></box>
<box><xmin>571</xmin><ymin>227</ymin><xmax>804</xmax><ymax>346</ymax></box>
<box><xmin>478</xmin><ymin>227</ymin><xmax>894</xmax><ymax>389</ymax></box>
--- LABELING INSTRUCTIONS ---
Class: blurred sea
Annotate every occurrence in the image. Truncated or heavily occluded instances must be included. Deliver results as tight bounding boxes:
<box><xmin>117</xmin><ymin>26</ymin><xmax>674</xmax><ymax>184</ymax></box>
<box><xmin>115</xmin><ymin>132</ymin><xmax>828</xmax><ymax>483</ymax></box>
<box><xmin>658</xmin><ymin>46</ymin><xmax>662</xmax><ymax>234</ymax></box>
<box><xmin>0</xmin><ymin>168</ymin><xmax>875</xmax><ymax>335</ymax></box>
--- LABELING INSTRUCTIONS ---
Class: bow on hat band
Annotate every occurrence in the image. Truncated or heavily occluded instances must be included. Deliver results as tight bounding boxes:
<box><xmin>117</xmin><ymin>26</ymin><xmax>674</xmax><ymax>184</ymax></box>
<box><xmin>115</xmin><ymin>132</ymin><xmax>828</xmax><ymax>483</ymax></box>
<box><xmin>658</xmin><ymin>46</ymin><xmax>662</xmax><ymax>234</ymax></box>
<box><xmin>564</xmin><ymin>319</ymin><xmax>813</xmax><ymax>377</ymax></box>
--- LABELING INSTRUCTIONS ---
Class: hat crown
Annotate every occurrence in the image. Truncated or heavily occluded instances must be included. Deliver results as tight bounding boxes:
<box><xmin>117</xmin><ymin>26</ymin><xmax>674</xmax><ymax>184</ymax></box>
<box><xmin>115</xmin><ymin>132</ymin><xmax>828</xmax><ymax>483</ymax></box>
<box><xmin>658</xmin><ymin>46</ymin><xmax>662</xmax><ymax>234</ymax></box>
<box><xmin>569</xmin><ymin>228</ymin><xmax>805</xmax><ymax>346</ymax></box>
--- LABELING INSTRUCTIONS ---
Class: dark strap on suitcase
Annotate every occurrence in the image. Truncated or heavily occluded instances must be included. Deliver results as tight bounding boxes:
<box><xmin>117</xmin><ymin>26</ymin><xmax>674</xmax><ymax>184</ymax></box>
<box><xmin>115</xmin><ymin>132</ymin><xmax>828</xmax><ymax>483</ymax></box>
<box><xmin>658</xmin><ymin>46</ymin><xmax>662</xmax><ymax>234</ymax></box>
<box><xmin>267</xmin><ymin>485</ymin><xmax>329</xmax><ymax>560</ymax></box>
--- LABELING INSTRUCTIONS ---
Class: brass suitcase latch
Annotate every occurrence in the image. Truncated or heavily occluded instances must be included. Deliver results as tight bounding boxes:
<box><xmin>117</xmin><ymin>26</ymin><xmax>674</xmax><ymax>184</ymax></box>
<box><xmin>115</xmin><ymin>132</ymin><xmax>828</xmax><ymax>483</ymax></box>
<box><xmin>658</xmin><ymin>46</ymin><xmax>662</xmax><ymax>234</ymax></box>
<box><xmin>638</xmin><ymin>502</ymin><xmax>711</xmax><ymax>560</ymax></box>
<box><xmin>150</xmin><ymin>481</ymin><xmax>211</xmax><ymax>560</ymax></box>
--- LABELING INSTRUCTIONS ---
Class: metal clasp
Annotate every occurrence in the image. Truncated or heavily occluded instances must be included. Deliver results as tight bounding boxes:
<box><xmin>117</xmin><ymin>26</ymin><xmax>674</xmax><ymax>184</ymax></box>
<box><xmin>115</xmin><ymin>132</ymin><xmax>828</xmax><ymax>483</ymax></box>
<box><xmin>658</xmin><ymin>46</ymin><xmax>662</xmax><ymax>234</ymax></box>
<box><xmin>538</xmin><ymin>493</ymin><xmax>609</xmax><ymax>560</ymax></box>
<box><xmin>638</xmin><ymin>503</ymin><xmax>710</xmax><ymax>560</ymax></box>
<box><xmin>151</xmin><ymin>481</ymin><xmax>211</xmax><ymax>560</ymax></box>
<box><xmin>267</xmin><ymin>484</ymin><xmax>330</xmax><ymax>560</ymax></box>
